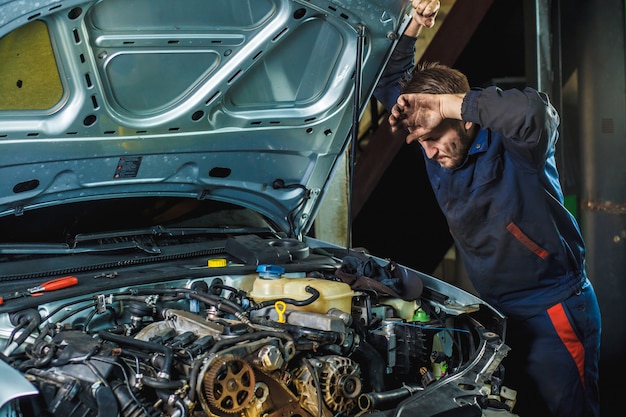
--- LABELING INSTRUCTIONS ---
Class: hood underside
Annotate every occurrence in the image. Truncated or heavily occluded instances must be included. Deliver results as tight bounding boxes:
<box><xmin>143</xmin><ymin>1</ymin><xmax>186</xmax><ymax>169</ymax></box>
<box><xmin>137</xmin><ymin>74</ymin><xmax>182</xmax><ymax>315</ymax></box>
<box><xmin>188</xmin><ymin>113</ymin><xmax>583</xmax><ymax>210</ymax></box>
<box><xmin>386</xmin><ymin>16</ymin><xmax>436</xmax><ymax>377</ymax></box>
<box><xmin>0</xmin><ymin>0</ymin><xmax>412</xmax><ymax>237</ymax></box>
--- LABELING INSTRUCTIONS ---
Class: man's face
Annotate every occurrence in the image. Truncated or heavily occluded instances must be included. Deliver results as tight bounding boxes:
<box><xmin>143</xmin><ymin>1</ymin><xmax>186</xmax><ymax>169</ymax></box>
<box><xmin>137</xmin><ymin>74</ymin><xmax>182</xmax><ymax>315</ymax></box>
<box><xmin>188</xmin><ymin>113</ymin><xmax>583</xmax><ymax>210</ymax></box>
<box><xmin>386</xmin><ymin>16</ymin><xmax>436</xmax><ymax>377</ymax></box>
<box><xmin>407</xmin><ymin>121</ymin><xmax>473</xmax><ymax>169</ymax></box>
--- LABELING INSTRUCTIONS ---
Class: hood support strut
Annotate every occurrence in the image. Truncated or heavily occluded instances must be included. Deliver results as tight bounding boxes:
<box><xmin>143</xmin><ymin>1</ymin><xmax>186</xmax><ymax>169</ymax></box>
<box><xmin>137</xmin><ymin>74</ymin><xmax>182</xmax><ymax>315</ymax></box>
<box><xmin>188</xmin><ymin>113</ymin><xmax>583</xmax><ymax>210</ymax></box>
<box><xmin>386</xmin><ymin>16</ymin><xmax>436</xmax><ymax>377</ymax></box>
<box><xmin>346</xmin><ymin>23</ymin><xmax>366</xmax><ymax>250</ymax></box>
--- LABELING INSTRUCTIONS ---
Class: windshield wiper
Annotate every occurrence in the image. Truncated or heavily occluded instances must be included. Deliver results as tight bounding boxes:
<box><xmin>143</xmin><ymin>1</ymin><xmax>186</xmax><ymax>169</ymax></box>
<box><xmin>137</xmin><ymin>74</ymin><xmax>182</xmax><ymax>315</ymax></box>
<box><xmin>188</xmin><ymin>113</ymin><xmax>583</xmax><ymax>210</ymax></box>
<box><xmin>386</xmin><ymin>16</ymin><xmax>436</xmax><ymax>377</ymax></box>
<box><xmin>0</xmin><ymin>240</ymin><xmax>160</xmax><ymax>255</ymax></box>
<box><xmin>0</xmin><ymin>225</ymin><xmax>275</xmax><ymax>255</ymax></box>
<box><xmin>72</xmin><ymin>225</ymin><xmax>275</xmax><ymax>243</ymax></box>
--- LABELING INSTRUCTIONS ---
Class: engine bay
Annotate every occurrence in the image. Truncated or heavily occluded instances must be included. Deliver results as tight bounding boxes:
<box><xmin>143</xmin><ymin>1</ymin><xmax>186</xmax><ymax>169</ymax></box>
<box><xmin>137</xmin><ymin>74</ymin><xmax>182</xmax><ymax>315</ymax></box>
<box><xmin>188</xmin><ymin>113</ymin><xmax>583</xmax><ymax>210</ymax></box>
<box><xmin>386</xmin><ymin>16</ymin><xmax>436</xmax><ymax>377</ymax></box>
<box><xmin>0</xmin><ymin>237</ymin><xmax>516</xmax><ymax>417</ymax></box>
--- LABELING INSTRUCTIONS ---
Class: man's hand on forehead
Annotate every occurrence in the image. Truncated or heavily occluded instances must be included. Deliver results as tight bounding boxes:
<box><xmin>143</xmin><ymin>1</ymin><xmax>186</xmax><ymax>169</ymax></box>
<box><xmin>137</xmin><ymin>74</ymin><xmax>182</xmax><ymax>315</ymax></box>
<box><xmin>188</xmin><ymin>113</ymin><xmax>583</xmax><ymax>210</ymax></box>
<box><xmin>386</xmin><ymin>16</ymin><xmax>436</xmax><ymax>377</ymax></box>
<box><xmin>390</xmin><ymin>93</ymin><xmax>445</xmax><ymax>133</ymax></box>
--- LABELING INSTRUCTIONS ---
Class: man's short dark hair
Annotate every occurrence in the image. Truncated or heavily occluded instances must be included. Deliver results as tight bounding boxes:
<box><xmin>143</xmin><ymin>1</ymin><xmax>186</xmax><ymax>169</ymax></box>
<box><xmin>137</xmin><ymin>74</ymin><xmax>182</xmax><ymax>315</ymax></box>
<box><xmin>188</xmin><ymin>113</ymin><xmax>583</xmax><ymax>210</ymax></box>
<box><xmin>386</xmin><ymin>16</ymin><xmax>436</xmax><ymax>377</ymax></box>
<box><xmin>401</xmin><ymin>62</ymin><xmax>470</xmax><ymax>95</ymax></box>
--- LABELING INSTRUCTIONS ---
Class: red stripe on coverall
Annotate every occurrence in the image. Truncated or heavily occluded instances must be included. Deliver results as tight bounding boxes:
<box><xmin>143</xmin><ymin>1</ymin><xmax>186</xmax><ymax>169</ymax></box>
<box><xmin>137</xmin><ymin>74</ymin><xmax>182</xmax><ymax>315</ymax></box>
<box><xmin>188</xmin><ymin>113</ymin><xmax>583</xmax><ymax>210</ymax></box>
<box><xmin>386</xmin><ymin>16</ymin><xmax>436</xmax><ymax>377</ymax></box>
<box><xmin>547</xmin><ymin>302</ymin><xmax>585</xmax><ymax>386</ymax></box>
<box><xmin>506</xmin><ymin>222</ymin><xmax>550</xmax><ymax>259</ymax></box>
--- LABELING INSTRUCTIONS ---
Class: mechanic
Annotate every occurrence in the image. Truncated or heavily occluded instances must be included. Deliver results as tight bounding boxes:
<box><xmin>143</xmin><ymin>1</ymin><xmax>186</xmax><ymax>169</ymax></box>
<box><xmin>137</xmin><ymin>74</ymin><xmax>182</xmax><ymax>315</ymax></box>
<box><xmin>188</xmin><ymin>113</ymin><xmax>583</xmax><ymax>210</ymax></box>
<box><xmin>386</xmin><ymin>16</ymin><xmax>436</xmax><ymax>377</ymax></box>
<box><xmin>377</xmin><ymin>8</ymin><xmax>602</xmax><ymax>415</ymax></box>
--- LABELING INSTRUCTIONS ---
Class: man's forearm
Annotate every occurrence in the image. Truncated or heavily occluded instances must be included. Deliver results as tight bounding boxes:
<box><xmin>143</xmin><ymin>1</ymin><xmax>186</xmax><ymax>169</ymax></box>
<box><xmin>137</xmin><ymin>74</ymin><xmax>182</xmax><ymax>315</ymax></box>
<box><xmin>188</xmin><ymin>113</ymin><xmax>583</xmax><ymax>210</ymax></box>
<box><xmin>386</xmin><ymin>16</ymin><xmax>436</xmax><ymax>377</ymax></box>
<box><xmin>403</xmin><ymin>16</ymin><xmax>423</xmax><ymax>38</ymax></box>
<box><xmin>441</xmin><ymin>94</ymin><xmax>466</xmax><ymax>120</ymax></box>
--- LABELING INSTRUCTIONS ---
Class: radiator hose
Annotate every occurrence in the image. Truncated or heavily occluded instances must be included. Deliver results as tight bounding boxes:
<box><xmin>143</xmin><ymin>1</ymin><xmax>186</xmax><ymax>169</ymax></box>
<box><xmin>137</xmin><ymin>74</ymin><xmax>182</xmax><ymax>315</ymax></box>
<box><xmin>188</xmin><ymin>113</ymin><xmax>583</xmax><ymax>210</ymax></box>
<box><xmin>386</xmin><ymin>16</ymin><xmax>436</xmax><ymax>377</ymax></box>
<box><xmin>357</xmin><ymin>384</ymin><xmax>423</xmax><ymax>411</ymax></box>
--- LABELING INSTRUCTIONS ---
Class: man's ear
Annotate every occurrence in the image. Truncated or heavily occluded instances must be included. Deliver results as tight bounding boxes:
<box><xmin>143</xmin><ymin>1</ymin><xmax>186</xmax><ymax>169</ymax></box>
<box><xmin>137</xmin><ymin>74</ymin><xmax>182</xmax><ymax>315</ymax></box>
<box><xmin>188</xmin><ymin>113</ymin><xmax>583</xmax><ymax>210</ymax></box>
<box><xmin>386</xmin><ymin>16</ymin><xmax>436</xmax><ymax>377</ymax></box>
<box><xmin>464</xmin><ymin>121</ymin><xmax>474</xmax><ymax>132</ymax></box>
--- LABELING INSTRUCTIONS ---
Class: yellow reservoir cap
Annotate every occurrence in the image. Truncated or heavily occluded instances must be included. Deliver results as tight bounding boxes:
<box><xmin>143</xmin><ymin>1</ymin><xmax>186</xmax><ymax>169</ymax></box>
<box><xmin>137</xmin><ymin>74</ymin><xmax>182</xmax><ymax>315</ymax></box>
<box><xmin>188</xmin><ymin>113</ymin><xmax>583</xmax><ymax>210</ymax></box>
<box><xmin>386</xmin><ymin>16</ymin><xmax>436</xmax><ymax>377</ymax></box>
<box><xmin>207</xmin><ymin>258</ymin><xmax>227</xmax><ymax>267</ymax></box>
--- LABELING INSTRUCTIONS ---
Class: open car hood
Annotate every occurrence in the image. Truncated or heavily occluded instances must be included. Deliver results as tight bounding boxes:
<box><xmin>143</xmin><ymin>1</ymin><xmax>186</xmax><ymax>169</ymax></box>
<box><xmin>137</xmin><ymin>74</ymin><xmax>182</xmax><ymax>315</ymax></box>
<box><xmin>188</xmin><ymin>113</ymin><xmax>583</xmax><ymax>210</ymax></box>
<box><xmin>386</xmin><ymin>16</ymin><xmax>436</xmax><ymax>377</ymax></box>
<box><xmin>0</xmin><ymin>0</ymin><xmax>411</xmax><ymax>238</ymax></box>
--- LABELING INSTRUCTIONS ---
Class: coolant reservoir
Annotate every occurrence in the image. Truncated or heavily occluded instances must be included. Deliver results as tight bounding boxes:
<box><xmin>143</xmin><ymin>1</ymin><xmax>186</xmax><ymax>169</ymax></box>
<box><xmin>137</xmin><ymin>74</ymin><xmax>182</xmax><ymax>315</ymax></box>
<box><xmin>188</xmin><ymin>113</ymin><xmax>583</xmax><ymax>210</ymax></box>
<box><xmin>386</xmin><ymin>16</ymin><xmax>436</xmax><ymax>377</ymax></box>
<box><xmin>249</xmin><ymin>264</ymin><xmax>355</xmax><ymax>314</ymax></box>
<box><xmin>380</xmin><ymin>297</ymin><xmax>420</xmax><ymax>322</ymax></box>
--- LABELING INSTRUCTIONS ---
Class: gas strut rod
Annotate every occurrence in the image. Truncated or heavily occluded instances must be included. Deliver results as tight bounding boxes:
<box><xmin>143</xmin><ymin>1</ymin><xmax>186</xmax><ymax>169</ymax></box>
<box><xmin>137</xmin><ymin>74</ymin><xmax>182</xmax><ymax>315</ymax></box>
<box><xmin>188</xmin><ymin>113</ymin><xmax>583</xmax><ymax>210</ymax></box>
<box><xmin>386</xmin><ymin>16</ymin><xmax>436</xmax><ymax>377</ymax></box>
<box><xmin>347</xmin><ymin>23</ymin><xmax>366</xmax><ymax>250</ymax></box>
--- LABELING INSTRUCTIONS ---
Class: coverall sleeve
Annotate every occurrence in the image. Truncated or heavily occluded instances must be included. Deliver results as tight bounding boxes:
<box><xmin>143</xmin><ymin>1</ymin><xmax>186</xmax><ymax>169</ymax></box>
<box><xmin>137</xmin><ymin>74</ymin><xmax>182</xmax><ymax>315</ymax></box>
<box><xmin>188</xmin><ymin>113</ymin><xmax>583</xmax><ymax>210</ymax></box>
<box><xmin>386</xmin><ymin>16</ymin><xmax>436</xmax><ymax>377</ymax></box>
<box><xmin>461</xmin><ymin>86</ymin><xmax>561</xmax><ymax>164</ymax></box>
<box><xmin>372</xmin><ymin>34</ymin><xmax>417</xmax><ymax>112</ymax></box>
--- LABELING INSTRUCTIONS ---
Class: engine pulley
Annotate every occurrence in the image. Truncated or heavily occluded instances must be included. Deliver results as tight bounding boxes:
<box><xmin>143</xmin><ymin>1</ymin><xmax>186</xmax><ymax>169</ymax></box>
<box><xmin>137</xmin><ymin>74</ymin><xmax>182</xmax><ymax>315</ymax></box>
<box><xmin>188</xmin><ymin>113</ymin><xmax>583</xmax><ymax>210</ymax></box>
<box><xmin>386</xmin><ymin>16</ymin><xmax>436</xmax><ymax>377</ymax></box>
<box><xmin>202</xmin><ymin>355</ymin><xmax>256</xmax><ymax>414</ymax></box>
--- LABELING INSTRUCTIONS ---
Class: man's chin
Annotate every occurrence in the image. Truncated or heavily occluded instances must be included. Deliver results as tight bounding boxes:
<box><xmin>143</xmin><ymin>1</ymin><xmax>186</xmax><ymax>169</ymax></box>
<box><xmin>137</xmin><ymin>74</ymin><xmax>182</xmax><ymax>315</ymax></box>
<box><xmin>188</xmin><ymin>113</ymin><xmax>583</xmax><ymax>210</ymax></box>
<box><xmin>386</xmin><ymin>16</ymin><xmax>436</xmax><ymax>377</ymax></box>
<box><xmin>436</xmin><ymin>158</ymin><xmax>454</xmax><ymax>169</ymax></box>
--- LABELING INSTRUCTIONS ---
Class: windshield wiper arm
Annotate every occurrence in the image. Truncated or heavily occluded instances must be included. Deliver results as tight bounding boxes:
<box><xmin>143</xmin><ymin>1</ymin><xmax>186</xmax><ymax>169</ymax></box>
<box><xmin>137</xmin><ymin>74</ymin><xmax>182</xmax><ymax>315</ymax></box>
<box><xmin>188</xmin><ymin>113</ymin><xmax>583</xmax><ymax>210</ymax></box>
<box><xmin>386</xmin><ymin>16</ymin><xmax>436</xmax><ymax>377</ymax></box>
<box><xmin>1</xmin><ymin>225</ymin><xmax>274</xmax><ymax>256</ymax></box>
<box><xmin>0</xmin><ymin>240</ymin><xmax>160</xmax><ymax>255</ymax></box>
<box><xmin>72</xmin><ymin>225</ymin><xmax>274</xmax><ymax>243</ymax></box>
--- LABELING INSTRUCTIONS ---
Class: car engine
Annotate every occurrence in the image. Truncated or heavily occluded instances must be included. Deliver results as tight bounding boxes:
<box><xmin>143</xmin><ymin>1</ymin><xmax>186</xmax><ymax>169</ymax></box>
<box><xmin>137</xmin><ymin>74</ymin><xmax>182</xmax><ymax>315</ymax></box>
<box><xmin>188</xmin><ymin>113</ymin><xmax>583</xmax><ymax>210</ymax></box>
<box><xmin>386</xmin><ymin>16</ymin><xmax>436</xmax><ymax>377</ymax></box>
<box><xmin>0</xmin><ymin>241</ymin><xmax>514</xmax><ymax>417</ymax></box>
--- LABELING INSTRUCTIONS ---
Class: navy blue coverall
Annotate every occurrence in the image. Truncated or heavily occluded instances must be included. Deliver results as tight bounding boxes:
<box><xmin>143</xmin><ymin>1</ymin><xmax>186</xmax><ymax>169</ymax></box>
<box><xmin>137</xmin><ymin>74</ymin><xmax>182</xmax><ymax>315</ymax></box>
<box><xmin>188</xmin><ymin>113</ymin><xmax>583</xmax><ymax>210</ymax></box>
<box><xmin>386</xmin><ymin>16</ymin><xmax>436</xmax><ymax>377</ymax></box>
<box><xmin>374</xmin><ymin>33</ymin><xmax>601</xmax><ymax>417</ymax></box>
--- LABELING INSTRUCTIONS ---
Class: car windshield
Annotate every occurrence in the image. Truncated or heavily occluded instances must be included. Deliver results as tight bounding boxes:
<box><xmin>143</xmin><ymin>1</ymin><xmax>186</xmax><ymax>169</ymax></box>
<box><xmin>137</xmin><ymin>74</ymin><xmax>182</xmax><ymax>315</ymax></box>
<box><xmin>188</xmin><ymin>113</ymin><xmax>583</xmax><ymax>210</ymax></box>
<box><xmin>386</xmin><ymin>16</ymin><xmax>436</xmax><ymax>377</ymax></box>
<box><xmin>0</xmin><ymin>197</ymin><xmax>275</xmax><ymax>244</ymax></box>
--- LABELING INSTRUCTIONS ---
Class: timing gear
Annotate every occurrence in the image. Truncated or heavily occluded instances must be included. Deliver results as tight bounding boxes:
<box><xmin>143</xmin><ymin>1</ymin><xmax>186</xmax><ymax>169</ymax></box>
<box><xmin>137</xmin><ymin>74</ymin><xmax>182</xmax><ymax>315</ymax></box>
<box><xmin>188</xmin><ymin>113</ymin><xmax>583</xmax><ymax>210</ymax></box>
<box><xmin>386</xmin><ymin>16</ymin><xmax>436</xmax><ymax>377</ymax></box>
<box><xmin>203</xmin><ymin>355</ymin><xmax>256</xmax><ymax>414</ymax></box>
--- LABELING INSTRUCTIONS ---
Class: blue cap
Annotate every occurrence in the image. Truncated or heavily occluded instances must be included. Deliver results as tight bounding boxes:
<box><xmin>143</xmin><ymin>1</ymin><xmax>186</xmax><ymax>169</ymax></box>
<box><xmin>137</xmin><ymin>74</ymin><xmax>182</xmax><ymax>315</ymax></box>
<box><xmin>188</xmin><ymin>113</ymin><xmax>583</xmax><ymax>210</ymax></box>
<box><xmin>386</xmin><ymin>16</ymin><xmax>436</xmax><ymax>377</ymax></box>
<box><xmin>256</xmin><ymin>264</ymin><xmax>285</xmax><ymax>279</ymax></box>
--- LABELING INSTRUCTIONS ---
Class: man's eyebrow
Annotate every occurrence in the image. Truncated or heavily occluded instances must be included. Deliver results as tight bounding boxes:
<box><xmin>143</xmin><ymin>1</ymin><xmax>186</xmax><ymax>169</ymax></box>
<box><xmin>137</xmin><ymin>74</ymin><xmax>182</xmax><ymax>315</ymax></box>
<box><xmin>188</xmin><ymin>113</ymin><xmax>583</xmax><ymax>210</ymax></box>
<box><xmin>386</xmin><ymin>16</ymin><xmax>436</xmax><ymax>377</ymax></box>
<box><xmin>417</xmin><ymin>135</ymin><xmax>434</xmax><ymax>143</ymax></box>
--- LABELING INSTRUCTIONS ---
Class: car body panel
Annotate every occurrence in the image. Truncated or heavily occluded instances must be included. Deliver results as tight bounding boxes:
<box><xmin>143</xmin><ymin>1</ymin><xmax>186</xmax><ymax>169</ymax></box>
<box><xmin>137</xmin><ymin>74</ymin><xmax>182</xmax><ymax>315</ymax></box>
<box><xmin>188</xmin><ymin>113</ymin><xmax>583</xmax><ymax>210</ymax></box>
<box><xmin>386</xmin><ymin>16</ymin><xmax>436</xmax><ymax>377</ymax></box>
<box><xmin>0</xmin><ymin>0</ymin><xmax>409</xmax><ymax>238</ymax></box>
